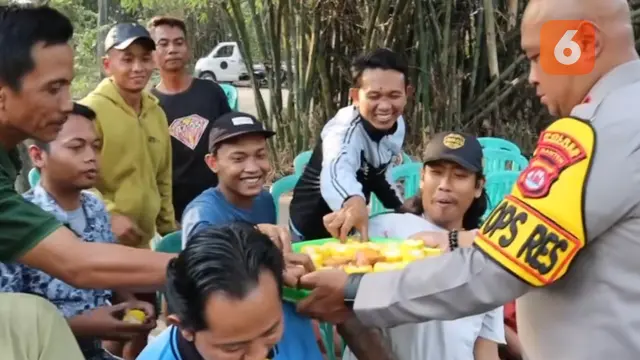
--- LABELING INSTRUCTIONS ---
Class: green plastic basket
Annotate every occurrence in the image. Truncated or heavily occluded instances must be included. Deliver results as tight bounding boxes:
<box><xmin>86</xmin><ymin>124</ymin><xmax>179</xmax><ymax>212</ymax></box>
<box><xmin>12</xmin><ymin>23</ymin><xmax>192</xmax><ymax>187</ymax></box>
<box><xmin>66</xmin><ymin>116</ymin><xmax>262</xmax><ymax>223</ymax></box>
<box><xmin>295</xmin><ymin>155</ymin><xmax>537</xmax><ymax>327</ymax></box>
<box><xmin>283</xmin><ymin>237</ymin><xmax>405</xmax><ymax>302</ymax></box>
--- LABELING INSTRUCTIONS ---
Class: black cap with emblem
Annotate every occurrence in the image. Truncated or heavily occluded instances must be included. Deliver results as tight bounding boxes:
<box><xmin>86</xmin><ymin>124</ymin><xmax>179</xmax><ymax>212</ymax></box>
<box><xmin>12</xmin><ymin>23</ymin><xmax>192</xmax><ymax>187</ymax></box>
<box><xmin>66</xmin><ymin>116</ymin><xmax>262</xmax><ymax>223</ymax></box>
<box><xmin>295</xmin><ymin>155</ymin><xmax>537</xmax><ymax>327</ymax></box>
<box><xmin>423</xmin><ymin>131</ymin><xmax>484</xmax><ymax>173</ymax></box>
<box><xmin>104</xmin><ymin>22</ymin><xmax>156</xmax><ymax>52</ymax></box>
<box><xmin>208</xmin><ymin>112</ymin><xmax>276</xmax><ymax>152</ymax></box>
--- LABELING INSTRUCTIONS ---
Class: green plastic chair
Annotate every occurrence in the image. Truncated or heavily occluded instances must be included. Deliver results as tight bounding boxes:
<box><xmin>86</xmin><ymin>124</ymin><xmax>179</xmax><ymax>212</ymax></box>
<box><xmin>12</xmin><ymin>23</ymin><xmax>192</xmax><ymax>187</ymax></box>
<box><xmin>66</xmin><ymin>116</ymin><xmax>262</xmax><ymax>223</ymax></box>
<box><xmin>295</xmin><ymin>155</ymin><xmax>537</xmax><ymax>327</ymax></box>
<box><xmin>370</xmin><ymin>162</ymin><xmax>422</xmax><ymax>215</ymax></box>
<box><xmin>152</xmin><ymin>230</ymin><xmax>182</xmax><ymax>312</ymax></box>
<box><xmin>478</xmin><ymin>137</ymin><xmax>521</xmax><ymax>154</ymax></box>
<box><xmin>483</xmin><ymin>148</ymin><xmax>529</xmax><ymax>175</ymax></box>
<box><xmin>269</xmin><ymin>174</ymin><xmax>299</xmax><ymax>219</ymax></box>
<box><xmin>153</xmin><ymin>230</ymin><xmax>182</xmax><ymax>253</ymax></box>
<box><xmin>219</xmin><ymin>83</ymin><xmax>239</xmax><ymax>111</ymax></box>
<box><xmin>28</xmin><ymin>168</ymin><xmax>40</xmax><ymax>188</ymax></box>
<box><xmin>293</xmin><ymin>151</ymin><xmax>312</xmax><ymax>175</ymax></box>
<box><xmin>483</xmin><ymin>171</ymin><xmax>520</xmax><ymax>218</ymax></box>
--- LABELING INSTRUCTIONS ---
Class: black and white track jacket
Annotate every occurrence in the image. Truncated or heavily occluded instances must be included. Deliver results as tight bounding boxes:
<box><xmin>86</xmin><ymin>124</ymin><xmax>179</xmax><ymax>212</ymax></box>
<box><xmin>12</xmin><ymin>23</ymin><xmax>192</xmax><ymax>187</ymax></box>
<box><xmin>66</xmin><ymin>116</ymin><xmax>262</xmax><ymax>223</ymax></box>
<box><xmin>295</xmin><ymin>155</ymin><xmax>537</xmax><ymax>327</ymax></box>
<box><xmin>289</xmin><ymin>105</ymin><xmax>405</xmax><ymax>239</ymax></box>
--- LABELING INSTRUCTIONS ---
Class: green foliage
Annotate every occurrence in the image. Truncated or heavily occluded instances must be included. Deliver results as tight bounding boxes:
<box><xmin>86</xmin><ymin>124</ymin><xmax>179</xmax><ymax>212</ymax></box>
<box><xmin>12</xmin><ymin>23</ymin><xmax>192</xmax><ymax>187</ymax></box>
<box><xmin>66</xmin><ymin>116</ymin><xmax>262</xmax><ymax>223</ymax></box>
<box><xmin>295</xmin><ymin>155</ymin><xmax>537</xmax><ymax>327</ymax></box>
<box><xmin>50</xmin><ymin>0</ymin><xmax>102</xmax><ymax>98</ymax></box>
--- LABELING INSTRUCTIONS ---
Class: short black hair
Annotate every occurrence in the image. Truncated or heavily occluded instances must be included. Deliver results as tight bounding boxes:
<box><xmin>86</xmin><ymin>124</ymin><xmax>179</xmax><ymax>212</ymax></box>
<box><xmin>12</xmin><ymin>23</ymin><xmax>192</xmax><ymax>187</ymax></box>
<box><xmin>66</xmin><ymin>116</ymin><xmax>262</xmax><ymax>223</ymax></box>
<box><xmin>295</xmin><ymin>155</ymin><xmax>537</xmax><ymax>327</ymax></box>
<box><xmin>32</xmin><ymin>102</ymin><xmax>96</xmax><ymax>152</ymax></box>
<box><xmin>351</xmin><ymin>48</ymin><xmax>409</xmax><ymax>87</ymax></box>
<box><xmin>165</xmin><ymin>222</ymin><xmax>284</xmax><ymax>331</ymax></box>
<box><xmin>147</xmin><ymin>16</ymin><xmax>187</xmax><ymax>37</ymax></box>
<box><xmin>0</xmin><ymin>5</ymin><xmax>73</xmax><ymax>91</ymax></box>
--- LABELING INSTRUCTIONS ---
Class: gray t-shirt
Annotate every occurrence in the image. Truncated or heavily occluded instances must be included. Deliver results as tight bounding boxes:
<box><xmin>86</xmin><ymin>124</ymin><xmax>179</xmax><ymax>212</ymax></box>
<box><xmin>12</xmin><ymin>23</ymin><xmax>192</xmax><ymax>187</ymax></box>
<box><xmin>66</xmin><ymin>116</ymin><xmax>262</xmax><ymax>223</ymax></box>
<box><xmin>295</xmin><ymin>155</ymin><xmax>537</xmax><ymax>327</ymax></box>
<box><xmin>66</xmin><ymin>207</ymin><xmax>86</xmax><ymax>235</ymax></box>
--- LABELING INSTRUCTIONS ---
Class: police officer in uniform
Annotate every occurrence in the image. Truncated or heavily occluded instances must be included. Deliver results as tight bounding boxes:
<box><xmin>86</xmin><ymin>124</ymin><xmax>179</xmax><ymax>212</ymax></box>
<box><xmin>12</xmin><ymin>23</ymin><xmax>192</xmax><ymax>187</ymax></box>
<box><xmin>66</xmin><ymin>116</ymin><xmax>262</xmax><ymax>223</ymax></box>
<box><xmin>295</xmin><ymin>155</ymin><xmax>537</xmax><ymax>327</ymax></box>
<box><xmin>295</xmin><ymin>0</ymin><xmax>640</xmax><ymax>359</ymax></box>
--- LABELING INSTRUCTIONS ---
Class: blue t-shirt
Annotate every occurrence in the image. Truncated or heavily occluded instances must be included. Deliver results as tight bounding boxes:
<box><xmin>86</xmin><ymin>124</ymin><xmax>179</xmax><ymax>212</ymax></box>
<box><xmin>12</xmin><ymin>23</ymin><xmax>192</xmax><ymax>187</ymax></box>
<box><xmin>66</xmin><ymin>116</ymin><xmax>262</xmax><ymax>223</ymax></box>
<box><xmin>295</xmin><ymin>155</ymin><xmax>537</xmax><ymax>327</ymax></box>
<box><xmin>181</xmin><ymin>187</ymin><xmax>276</xmax><ymax>248</ymax></box>
<box><xmin>149</xmin><ymin>186</ymin><xmax>323</xmax><ymax>360</ymax></box>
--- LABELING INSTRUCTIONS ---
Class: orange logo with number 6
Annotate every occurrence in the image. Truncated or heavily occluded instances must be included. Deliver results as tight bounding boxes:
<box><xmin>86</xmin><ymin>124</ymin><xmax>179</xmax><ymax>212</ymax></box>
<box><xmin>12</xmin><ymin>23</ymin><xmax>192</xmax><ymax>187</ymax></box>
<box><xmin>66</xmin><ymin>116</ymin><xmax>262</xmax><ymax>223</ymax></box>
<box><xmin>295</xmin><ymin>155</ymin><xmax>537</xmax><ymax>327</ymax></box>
<box><xmin>540</xmin><ymin>20</ymin><xmax>596</xmax><ymax>75</ymax></box>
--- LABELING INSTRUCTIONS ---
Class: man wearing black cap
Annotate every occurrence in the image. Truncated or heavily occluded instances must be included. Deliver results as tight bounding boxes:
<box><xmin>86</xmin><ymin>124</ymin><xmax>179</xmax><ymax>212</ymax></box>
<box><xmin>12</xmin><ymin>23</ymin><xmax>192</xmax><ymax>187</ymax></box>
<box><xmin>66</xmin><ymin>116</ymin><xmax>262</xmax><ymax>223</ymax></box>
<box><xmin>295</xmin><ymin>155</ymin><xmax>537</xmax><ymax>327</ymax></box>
<box><xmin>387</xmin><ymin>131</ymin><xmax>487</xmax><ymax>235</ymax></box>
<box><xmin>80</xmin><ymin>22</ymin><xmax>177</xmax><ymax>359</ymax></box>
<box><xmin>180</xmin><ymin>111</ymin><xmax>278</xmax><ymax>247</ymax></box>
<box><xmin>80</xmin><ymin>22</ymin><xmax>176</xmax><ymax>250</ymax></box>
<box><xmin>179</xmin><ymin>112</ymin><xmax>325</xmax><ymax>360</ymax></box>
<box><xmin>340</xmin><ymin>132</ymin><xmax>503</xmax><ymax>360</ymax></box>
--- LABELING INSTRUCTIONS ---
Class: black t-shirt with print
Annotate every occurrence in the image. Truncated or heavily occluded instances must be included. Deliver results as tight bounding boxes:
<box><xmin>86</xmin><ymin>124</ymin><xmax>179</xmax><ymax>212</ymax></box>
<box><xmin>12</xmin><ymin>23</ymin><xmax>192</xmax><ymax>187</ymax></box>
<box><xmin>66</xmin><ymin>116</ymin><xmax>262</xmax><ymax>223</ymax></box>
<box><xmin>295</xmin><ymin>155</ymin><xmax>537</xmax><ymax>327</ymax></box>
<box><xmin>152</xmin><ymin>78</ymin><xmax>232</xmax><ymax>220</ymax></box>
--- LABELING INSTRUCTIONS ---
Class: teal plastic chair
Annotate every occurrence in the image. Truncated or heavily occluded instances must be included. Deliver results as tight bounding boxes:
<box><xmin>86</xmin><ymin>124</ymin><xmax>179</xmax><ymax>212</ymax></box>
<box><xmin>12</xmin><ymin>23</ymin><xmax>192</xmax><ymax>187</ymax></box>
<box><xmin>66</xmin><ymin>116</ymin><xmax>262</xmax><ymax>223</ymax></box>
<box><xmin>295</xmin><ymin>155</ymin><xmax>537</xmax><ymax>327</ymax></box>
<box><xmin>219</xmin><ymin>83</ymin><xmax>239</xmax><ymax>111</ymax></box>
<box><xmin>370</xmin><ymin>162</ymin><xmax>422</xmax><ymax>215</ymax></box>
<box><xmin>478</xmin><ymin>137</ymin><xmax>521</xmax><ymax>154</ymax></box>
<box><xmin>483</xmin><ymin>171</ymin><xmax>520</xmax><ymax>218</ymax></box>
<box><xmin>293</xmin><ymin>151</ymin><xmax>312</xmax><ymax>175</ymax></box>
<box><xmin>269</xmin><ymin>174</ymin><xmax>299</xmax><ymax>219</ymax></box>
<box><xmin>401</xmin><ymin>152</ymin><xmax>414</xmax><ymax>164</ymax></box>
<box><xmin>483</xmin><ymin>148</ymin><xmax>529</xmax><ymax>174</ymax></box>
<box><xmin>28</xmin><ymin>168</ymin><xmax>40</xmax><ymax>188</ymax></box>
<box><xmin>153</xmin><ymin>231</ymin><xmax>182</xmax><ymax>253</ymax></box>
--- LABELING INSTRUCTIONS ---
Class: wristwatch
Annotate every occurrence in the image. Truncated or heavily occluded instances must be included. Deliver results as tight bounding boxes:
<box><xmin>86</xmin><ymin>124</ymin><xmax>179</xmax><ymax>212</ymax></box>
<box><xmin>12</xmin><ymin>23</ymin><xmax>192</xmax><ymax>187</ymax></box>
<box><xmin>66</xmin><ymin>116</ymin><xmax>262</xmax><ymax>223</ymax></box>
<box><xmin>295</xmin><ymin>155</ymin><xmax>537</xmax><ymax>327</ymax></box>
<box><xmin>343</xmin><ymin>273</ymin><xmax>365</xmax><ymax>309</ymax></box>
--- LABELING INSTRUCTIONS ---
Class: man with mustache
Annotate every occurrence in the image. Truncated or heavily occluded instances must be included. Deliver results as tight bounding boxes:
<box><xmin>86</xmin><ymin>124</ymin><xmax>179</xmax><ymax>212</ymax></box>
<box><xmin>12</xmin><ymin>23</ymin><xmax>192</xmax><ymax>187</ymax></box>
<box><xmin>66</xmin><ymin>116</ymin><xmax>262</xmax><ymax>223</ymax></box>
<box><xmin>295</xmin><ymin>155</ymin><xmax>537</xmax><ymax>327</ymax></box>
<box><xmin>148</xmin><ymin>16</ymin><xmax>232</xmax><ymax>222</ymax></box>
<box><xmin>0</xmin><ymin>6</ymin><xmax>175</xmax><ymax>360</ymax></box>
<box><xmin>297</xmin><ymin>0</ymin><xmax>640</xmax><ymax>359</ymax></box>
<box><xmin>0</xmin><ymin>7</ymin><xmax>292</xmax><ymax>360</ymax></box>
<box><xmin>0</xmin><ymin>103</ymin><xmax>156</xmax><ymax>360</ymax></box>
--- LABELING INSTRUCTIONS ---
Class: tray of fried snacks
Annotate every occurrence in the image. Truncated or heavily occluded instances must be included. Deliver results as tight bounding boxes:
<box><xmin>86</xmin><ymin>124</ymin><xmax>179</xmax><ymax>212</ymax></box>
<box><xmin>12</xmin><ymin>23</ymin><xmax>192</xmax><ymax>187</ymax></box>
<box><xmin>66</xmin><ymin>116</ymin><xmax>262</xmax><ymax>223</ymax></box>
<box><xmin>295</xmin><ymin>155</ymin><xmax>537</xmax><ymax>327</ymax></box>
<box><xmin>283</xmin><ymin>237</ymin><xmax>441</xmax><ymax>302</ymax></box>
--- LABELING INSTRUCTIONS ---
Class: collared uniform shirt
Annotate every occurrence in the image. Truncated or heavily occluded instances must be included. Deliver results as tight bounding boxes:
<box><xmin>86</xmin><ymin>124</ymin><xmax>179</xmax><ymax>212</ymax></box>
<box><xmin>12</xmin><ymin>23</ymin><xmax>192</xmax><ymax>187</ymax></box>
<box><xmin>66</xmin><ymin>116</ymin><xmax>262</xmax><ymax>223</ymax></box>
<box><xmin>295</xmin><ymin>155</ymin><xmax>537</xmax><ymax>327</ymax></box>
<box><xmin>350</xmin><ymin>60</ymin><xmax>640</xmax><ymax>360</ymax></box>
<box><xmin>0</xmin><ymin>184</ymin><xmax>116</xmax><ymax>360</ymax></box>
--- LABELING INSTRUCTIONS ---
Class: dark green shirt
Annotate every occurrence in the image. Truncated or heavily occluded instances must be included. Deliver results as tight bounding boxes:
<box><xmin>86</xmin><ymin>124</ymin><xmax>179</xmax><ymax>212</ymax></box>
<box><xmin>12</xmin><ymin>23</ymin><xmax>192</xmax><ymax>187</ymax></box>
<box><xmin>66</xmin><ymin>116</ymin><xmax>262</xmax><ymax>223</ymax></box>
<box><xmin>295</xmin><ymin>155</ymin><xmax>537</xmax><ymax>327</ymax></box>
<box><xmin>0</xmin><ymin>147</ymin><xmax>61</xmax><ymax>261</ymax></box>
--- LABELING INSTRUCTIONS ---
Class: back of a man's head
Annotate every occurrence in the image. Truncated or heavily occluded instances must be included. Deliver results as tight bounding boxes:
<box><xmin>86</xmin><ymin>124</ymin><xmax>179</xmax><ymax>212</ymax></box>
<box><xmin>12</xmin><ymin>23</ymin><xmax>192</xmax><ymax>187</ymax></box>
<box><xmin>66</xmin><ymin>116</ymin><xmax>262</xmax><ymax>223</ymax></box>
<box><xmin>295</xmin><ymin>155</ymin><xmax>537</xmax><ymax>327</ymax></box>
<box><xmin>165</xmin><ymin>222</ymin><xmax>284</xmax><ymax>331</ymax></box>
<box><xmin>0</xmin><ymin>5</ymin><xmax>73</xmax><ymax>91</ymax></box>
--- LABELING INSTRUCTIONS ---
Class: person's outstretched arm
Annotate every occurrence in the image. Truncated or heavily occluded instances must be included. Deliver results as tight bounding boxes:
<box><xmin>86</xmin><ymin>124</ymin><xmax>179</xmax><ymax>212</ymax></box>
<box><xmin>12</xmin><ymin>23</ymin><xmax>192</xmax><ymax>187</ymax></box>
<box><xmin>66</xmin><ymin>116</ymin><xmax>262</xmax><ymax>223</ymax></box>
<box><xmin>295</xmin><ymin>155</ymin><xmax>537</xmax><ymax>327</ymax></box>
<box><xmin>338</xmin><ymin>315</ymin><xmax>397</xmax><ymax>360</ymax></box>
<box><xmin>19</xmin><ymin>226</ymin><xmax>172</xmax><ymax>291</ymax></box>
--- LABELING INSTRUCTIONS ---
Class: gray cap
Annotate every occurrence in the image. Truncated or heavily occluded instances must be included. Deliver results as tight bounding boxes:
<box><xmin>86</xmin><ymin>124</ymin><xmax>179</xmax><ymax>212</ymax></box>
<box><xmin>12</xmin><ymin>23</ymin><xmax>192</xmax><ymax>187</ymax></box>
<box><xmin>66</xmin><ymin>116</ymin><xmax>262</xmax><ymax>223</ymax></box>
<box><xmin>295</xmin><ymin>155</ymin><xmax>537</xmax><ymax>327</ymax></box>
<box><xmin>104</xmin><ymin>23</ymin><xmax>155</xmax><ymax>52</ymax></box>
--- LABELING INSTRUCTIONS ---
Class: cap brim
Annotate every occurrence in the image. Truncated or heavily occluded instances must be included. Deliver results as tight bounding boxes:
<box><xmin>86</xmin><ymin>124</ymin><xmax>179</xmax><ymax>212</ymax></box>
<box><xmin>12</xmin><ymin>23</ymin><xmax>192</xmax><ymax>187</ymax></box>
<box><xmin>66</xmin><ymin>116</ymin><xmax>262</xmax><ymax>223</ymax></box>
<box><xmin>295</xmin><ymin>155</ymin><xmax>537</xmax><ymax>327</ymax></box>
<box><xmin>211</xmin><ymin>130</ymin><xmax>276</xmax><ymax>147</ymax></box>
<box><xmin>111</xmin><ymin>37</ymin><xmax>156</xmax><ymax>51</ymax></box>
<box><xmin>423</xmin><ymin>154</ymin><xmax>481</xmax><ymax>173</ymax></box>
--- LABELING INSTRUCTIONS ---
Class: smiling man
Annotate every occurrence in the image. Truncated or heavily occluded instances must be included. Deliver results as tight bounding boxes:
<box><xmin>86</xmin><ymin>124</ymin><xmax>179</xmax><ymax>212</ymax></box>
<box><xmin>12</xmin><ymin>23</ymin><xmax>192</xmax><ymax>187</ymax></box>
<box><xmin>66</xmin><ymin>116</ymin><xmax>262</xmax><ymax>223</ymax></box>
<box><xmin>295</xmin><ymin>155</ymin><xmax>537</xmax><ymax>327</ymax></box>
<box><xmin>0</xmin><ymin>6</ymin><xmax>176</xmax><ymax>360</ymax></box>
<box><xmin>80</xmin><ymin>22</ymin><xmax>177</xmax><ymax>358</ymax></box>
<box><xmin>138</xmin><ymin>223</ymin><xmax>285</xmax><ymax>360</ymax></box>
<box><xmin>289</xmin><ymin>48</ymin><xmax>411</xmax><ymax>242</ymax></box>
<box><xmin>180</xmin><ymin>112</ymin><xmax>324</xmax><ymax>360</ymax></box>
<box><xmin>297</xmin><ymin>0</ymin><xmax>640</xmax><ymax>359</ymax></box>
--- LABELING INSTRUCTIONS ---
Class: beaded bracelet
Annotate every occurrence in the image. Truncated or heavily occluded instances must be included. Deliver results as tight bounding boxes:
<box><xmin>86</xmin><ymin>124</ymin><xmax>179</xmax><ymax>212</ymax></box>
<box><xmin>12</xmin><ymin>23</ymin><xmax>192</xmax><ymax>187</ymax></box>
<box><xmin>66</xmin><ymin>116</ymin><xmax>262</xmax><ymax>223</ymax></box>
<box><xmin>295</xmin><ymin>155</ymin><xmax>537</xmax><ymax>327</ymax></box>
<box><xmin>449</xmin><ymin>229</ymin><xmax>459</xmax><ymax>251</ymax></box>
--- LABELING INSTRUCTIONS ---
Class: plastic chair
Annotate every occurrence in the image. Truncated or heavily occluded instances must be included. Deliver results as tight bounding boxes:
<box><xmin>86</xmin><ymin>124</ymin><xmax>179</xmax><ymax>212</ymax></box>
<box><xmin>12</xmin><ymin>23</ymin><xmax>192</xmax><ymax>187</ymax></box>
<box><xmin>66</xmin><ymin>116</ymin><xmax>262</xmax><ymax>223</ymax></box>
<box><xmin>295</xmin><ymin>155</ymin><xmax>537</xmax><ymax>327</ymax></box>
<box><xmin>483</xmin><ymin>148</ymin><xmax>529</xmax><ymax>175</ymax></box>
<box><xmin>28</xmin><ymin>168</ymin><xmax>40</xmax><ymax>188</ymax></box>
<box><xmin>219</xmin><ymin>83</ymin><xmax>239</xmax><ymax>111</ymax></box>
<box><xmin>478</xmin><ymin>137</ymin><xmax>521</xmax><ymax>154</ymax></box>
<box><xmin>401</xmin><ymin>152</ymin><xmax>414</xmax><ymax>164</ymax></box>
<box><xmin>153</xmin><ymin>231</ymin><xmax>183</xmax><ymax>253</ymax></box>
<box><xmin>269</xmin><ymin>174</ymin><xmax>299</xmax><ymax>219</ymax></box>
<box><xmin>370</xmin><ymin>162</ymin><xmax>422</xmax><ymax>215</ymax></box>
<box><xmin>483</xmin><ymin>171</ymin><xmax>520</xmax><ymax>218</ymax></box>
<box><xmin>293</xmin><ymin>151</ymin><xmax>312</xmax><ymax>175</ymax></box>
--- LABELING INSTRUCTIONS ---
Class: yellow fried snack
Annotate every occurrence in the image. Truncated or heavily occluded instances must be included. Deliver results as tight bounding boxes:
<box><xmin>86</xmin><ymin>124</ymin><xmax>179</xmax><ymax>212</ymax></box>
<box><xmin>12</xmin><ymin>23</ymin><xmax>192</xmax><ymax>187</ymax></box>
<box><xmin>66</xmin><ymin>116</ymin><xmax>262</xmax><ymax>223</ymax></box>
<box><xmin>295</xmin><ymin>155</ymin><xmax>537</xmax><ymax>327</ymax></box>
<box><xmin>401</xmin><ymin>239</ymin><xmax>424</xmax><ymax>251</ymax></box>
<box><xmin>344</xmin><ymin>264</ymin><xmax>373</xmax><ymax>274</ymax></box>
<box><xmin>402</xmin><ymin>248</ymin><xmax>427</xmax><ymax>262</ymax></box>
<box><xmin>423</xmin><ymin>248</ymin><xmax>443</xmax><ymax>257</ymax></box>
<box><xmin>123</xmin><ymin>309</ymin><xmax>146</xmax><ymax>324</ymax></box>
<box><xmin>297</xmin><ymin>239</ymin><xmax>442</xmax><ymax>273</ymax></box>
